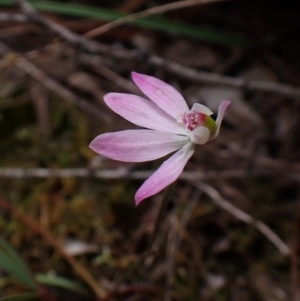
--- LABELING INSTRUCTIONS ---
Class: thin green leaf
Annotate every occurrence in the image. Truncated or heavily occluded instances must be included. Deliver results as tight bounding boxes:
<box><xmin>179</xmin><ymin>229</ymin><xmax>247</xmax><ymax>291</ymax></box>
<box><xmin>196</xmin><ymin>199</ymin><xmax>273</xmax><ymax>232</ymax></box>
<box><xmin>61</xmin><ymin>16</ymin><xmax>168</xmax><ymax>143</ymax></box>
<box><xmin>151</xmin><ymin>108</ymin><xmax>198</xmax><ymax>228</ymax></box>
<box><xmin>0</xmin><ymin>238</ymin><xmax>30</xmax><ymax>273</ymax></box>
<box><xmin>35</xmin><ymin>274</ymin><xmax>89</xmax><ymax>296</ymax></box>
<box><xmin>0</xmin><ymin>293</ymin><xmax>39</xmax><ymax>301</ymax></box>
<box><xmin>0</xmin><ymin>238</ymin><xmax>37</xmax><ymax>290</ymax></box>
<box><xmin>0</xmin><ymin>0</ymin><xmax>248</xmax><ymax>46</ymax></box>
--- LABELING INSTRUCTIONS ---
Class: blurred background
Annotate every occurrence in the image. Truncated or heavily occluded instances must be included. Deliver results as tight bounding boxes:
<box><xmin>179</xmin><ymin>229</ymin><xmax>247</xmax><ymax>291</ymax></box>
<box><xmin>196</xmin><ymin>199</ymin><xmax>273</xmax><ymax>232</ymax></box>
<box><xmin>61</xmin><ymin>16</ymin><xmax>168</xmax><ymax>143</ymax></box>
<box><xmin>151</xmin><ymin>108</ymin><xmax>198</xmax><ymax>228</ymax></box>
<box><xmin>0</xmin><ymin>0</ymin><xmax>300</xmax><ymax>300</ymax></box>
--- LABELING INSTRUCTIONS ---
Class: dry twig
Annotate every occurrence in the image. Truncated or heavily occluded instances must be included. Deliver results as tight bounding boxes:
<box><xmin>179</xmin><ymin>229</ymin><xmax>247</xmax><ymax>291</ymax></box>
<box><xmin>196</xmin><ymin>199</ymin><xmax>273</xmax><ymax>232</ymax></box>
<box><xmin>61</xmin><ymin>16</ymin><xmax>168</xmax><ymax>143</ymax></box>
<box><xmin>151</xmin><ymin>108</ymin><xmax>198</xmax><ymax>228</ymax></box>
<box><xmin>0</xmin><ymin>165</ymin><xmax>299</xmax><ymax>180</ymax></box>
<box><xmin>0</xmin><ymin>166</ymin><xmax>292</xmax><ymax>255</ymax></box>
<box><xmin>0</xmin><ymin>41</ymin><xmax>109</xmax><ymax>121</ymax></box>
<box><xmin>8</xmin><ymin>0</ymin><xmax>300</xmax><ymax>99</ymax></box>
<box><xmin>149</xmin><ymin>55</ymin><xmax>300</xmax><ymax>98</ymax></box>
<box><xmin>79</xmin><ymin>54</ymin><xmax>140</xmax><ymax>95</ymax></box>
<box><xmin>31</xmin><ymin>84</ymin><xmax>51</xmax><ymax>138</ymax></box>
<box><xmin>193</xmin><ymin>181</ymin><xmax>290</xmax><ymax>256</ymax></box>
<box><xmin>0</xmin><ymin>196</ymin><xmax>106</xmax><ymax>299</ymax></box>
<box><xmin>12</xmin><ymin>0</ymin><xmax>138</xmax><ymax>59</ymax></box>
<box><xmin>0</xmin><ymin>12</ymin><xmax>27</xmax><ymax>22</ymax></box>
<box><xmin>84</xmin><ymin>0</ymin><xmax>228</xmax><ymax>38</ymax></box>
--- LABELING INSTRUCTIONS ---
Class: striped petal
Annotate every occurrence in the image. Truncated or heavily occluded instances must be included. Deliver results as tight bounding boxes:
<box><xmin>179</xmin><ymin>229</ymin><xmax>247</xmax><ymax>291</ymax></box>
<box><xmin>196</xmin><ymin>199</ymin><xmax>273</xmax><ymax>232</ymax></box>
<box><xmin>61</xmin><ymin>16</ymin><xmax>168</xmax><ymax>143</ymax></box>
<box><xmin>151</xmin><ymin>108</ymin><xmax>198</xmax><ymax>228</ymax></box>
<box><xmin>131</xmin><ymin>72</ymin><xmax>189</xmax><ymax>119</ymax></box>
<box><xmin>89</xmin><ymin>130</ymin><xmax>189</xmax><ymax>163</ymax></box>
<box><xmin>104</xmin><ymin>93</ymin><xmax>186</xmax><ymax>135</ymax></box>
<box><xmin>135</xmin><ymin>142</ymin><xmax>195</xmax><ymax>205</ymax></box>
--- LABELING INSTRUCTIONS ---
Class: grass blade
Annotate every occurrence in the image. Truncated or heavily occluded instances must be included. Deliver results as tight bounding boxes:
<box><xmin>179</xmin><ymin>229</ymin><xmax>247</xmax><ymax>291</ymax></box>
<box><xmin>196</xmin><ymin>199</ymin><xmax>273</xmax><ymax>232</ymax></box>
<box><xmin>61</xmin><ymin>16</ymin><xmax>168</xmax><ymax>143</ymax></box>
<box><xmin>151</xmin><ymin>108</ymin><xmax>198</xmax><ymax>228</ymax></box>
<box><xmin>0</xmin><ymin>238</ymin><xmax>37</xmax><ymax>290</ymax></box>
<box><xmin>35</xmin><ymin>274</ymin><xmax>89</xmax><ymax>296</ymax></box>
<box><xmin>0</xmin><ymin>0</ymin><xmax>248</xmax><ymax>46</ymax></box>
<box><xmin>0</xmin><ymin>293</ymin><xmax>39</xmax><ymax>301</ymax></box>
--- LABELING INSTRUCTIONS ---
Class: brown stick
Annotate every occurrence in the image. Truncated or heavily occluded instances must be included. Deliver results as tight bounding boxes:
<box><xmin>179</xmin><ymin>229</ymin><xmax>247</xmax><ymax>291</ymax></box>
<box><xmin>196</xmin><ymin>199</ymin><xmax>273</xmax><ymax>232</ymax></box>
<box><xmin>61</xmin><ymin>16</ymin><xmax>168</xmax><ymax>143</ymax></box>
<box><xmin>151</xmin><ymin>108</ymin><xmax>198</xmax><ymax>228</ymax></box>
<box><xmin>0</xmin><ymin>41</ymin><xmax>109</xmax><ymax>122</ymax></box>
<box><xmin>10</xmin><ymin>0</ymin><xmax>300</xmax><ymax>99</ymax></box>
<box><xmin>84</xmin><ymin>0</ymin><xmax>229</xmax><ymax>38</ymax></box>
<box><xmin>149</xmin><ymin>55</ymin><xmax>300</xmax><ymax>99</ymax></box>
<box><xmin>192</xmin><ymin>181</ymin><xmax>290</xmax><ymax>256</ymax></box>
<box><xmin>12</xmin><ymin>0</ymin><xmax>138</xmax><ymax>59</ymax></box>
<box><xmin>0</xmin><ymin>12</ymin><xmax>28</xmax><ymax>22</ymax></box>
<box><xmin>0</xmin><ymin>164</ymin><xmax>299</xmax><ymax>180</ymax></box>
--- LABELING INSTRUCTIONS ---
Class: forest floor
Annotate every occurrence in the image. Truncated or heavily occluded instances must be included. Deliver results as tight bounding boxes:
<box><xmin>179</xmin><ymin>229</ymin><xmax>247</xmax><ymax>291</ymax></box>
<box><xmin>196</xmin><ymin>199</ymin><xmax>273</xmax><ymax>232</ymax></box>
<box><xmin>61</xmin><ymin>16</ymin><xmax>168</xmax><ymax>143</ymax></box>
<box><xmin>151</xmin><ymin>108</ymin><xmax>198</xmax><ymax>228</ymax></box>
<box><xmin>0</xmin><ymin>0</ymin><xmax>300</xmax><ymax>300</ymax></box>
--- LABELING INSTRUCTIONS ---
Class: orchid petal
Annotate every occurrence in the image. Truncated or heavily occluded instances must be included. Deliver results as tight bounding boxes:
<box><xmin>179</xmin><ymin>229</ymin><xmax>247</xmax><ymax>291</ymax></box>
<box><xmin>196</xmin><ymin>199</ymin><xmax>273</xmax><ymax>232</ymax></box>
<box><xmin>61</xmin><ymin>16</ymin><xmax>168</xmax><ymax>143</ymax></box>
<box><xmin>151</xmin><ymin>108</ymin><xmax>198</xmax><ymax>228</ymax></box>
<box><xmin>191</xmin><ymin>103</ymin><xmax>213</xmax><ymax>116</ymax></box>
<box><xmin>135</xmin><ymin>142</ymin><xmax>195</xmax><ymax>205</ymax></box>
<box><xmin>89</xmin><ymin>130</ymin><xmax>189</xmax><ymax>163</ymax></box>
<box><xmin>131</xmin><ymin>72</ymin><xmax>189</xmax><ymax>119</ymax></box>
<box><xmin>211</xmin><ymin>100</ymin><xmax>230</xmax><ymax>140</ymax></box>
<box><xmin>190</xmin><ymin>126</ymin><xmax>210</xmax><ymax>145</ymax></box>
<box><xmin>104</xmin><ymin>93</ymin><xmax>186</xmax><ymax>135</ymax></box>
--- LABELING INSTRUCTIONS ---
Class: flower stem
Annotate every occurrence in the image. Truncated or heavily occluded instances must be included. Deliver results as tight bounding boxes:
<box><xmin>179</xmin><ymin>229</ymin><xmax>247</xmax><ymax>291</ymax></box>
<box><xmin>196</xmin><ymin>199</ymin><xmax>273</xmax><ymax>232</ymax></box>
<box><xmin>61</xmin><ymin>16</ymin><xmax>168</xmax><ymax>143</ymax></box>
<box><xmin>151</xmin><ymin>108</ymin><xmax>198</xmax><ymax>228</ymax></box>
<box><xmin>150</xmin><ymin>183</ymin><xmax>176</xmax><ymax>247</ymax></box>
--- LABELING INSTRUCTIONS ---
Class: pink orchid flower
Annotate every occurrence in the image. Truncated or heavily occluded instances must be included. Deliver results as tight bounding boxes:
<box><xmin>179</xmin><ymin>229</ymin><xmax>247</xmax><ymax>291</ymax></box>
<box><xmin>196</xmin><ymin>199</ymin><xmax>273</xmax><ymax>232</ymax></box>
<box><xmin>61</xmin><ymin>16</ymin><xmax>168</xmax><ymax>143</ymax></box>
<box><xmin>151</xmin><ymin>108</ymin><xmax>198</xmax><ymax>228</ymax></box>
<box><xmin>90</xmin><ymin>72</ymin><xmax>230</xmax><ymax>205</ymax></box>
